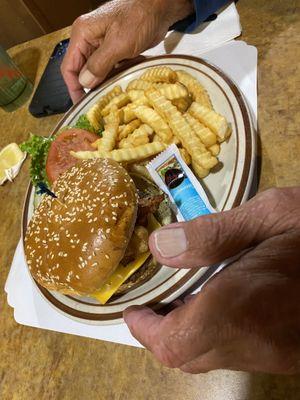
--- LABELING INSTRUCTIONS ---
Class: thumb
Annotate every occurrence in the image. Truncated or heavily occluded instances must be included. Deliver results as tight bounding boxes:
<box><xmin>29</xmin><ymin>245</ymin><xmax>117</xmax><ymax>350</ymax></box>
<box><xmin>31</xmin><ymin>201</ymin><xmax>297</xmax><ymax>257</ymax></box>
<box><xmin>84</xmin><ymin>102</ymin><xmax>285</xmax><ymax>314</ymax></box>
<box><xmin>149</xmin><ymin>189</ymin><xmax>290</xmax><ymax>268</ymax></box>
<box><xmin>79</xmin><ymin>37</ymin><xmax>129</xmax><ymax>89</ymax></box>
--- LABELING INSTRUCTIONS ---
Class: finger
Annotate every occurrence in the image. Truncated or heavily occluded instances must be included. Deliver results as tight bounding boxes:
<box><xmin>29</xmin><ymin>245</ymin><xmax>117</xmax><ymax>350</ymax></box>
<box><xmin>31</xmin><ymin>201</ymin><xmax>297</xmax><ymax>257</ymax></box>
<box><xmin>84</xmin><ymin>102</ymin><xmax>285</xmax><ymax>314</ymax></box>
<box><xmin>79</xmin><ymin>37</ymin><xmax>130</xmax><ymax>89</ymax></box>
<box><xmin>61</xmin><ymin>43</ymin><xmax>87</xmax><ymax>103</ymax></box>
<box><xmin>61</xmin><ymin>13</ymin><xmax>106</xmax><ymax>102</ymax></box>
<box><xmin>124</xmin><ymin>297</ymin><xmax>211</xmax><ymax>369</ymax></box>
<box><xmin>149</xmin><ymin>188</ymin><xmax>298</xmax><ymax>268</ymax></box>
<box><xmin>172</xmin><ymin>299</ymin><xmax>184</xmax><ymax>307</ymax></box>
<box><xmin>184</xmin><ymin>294</ymin><xmax>196</xmax><ymax>303</ymax></box>
<box><xmin>124</xmin><ymin>305</ymin><xmax>186</xmax><ymax>368</ymax></box>
<box><xmin>179</xmin><ymin>349</ymin><xmax>230</xmax><ymax>374</ymax></box>
<box><xmin>171</xmin><ymin>294</ymin><xmax>195</xmax><ymax>308</ymax></box>
<box><xmin>62</xmin><ymin>67</ymin><xmax>85</xmax><ymax>104</ymax></box>
<box><xmin>160</xmin><ymin>295</ymin><xmax>195</xmax><ymax>314</ymax></box>
<box><xmin>123</xmin><ymin>306</ymin><xmax>163</xmax><ymax>348</ymax></box>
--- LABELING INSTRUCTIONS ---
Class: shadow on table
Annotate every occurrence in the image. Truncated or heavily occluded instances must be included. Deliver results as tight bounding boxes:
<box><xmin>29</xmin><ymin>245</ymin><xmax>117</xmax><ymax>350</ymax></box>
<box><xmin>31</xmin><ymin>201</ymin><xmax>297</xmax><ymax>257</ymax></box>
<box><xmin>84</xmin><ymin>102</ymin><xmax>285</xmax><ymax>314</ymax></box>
<box><xmin>247</xmin><ymin>373</ymin><xmax>300</xmax><ymax>400</ymax></box>
<box><xmin>12</xmin><ymin>47</ymin><xmax>41</xmax><ymax>85</ymax></box>
<box><xmin>255</xmin><ymin>124</ymin><xmax>278</xmax><ymax>191</ymax></box>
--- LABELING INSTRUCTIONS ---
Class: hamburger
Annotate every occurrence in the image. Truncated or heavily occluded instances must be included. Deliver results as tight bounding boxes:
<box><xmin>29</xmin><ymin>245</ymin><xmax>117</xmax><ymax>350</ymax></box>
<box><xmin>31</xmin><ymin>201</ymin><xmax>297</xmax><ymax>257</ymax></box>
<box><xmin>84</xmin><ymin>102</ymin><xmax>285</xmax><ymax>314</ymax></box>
<box><xmin>24</xmin><ymin>157</ymin><xmax>170</xmax><ymax>303</ymax></box>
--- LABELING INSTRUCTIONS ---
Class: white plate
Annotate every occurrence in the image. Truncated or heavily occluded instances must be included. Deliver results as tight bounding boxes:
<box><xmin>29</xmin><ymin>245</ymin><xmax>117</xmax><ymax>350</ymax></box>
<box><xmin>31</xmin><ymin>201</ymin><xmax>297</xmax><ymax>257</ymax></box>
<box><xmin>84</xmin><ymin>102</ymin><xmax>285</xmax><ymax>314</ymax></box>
<box><xmin>22</xmin><ymin>55</ymin><xmax>256</xmax><ymax>324</ymax></box>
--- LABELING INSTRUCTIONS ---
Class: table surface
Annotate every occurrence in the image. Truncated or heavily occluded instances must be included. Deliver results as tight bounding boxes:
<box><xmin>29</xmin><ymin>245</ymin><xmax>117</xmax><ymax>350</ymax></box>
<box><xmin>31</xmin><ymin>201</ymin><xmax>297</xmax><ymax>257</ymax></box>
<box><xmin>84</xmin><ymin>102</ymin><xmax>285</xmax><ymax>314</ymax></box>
<box><xmin>1</xmin><ymin>1</ymin><xmax>300</xmax><ymax>399</ymax></box>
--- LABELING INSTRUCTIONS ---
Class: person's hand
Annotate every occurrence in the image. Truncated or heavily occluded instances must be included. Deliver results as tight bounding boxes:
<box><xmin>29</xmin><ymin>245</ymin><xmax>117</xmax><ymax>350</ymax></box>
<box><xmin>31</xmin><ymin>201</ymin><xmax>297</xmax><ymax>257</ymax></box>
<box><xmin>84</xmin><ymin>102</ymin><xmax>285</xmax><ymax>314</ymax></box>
<box><xmin>61</xmin><ymin>0</ymin><xmax>194</xmax><ymax>103</ymax></box>
<box><xmin>124</xmin><ymin>187</ymin><xmax>300</xmax><ymax>374</ymax></box>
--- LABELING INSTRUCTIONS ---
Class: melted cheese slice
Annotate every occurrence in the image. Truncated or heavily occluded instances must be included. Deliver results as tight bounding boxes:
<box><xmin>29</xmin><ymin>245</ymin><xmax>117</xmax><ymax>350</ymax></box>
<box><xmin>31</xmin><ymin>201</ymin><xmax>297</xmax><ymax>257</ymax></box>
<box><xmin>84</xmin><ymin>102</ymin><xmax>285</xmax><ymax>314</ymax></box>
<box><xmin>91</xmin><ymin>214</ymin><xmax>160</xmax><ymax>304</ymax></box>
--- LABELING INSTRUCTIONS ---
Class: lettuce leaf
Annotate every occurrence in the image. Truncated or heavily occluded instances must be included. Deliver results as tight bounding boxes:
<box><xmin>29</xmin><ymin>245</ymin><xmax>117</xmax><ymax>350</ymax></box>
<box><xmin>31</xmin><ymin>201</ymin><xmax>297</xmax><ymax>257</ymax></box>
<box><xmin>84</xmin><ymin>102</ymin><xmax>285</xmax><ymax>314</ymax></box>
<box><xmin>74</xmin><ymin>114</ymin><xmax>103</xmax><ymax>136</ymax></box>
<box><xmin>20</xmin><ymin>134</ymin><xmax>53</xmax><ymax>186</ymax></box>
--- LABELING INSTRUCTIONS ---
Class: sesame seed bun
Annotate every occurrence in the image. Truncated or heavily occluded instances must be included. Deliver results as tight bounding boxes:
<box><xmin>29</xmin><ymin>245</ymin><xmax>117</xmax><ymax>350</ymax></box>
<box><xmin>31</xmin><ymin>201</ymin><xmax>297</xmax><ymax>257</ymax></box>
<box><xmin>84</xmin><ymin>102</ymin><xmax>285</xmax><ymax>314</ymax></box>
<box><xmin>24</xmin><ymin>158</ymin><xmax>138</xmax><ymax>296</ymax></box>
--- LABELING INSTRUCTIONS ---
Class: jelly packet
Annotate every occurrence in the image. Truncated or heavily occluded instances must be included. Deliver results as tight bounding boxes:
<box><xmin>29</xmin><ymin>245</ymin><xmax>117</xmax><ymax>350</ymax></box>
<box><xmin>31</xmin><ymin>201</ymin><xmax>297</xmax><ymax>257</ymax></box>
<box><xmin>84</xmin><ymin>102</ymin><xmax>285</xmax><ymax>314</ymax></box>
<box><xmin>147</xmin><ymin>144</ymin><xmax>215</xmax><ymax>222</ymax></box>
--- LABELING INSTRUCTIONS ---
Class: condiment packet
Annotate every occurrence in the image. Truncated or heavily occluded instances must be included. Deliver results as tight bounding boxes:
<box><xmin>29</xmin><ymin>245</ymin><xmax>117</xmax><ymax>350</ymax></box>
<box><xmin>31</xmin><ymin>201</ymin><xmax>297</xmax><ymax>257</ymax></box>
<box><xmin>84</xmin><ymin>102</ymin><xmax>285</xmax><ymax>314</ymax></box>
<box><xmin>147</xmin><ymin>144</ymin><xmax>215</xmax><ymax>221</ymax></box>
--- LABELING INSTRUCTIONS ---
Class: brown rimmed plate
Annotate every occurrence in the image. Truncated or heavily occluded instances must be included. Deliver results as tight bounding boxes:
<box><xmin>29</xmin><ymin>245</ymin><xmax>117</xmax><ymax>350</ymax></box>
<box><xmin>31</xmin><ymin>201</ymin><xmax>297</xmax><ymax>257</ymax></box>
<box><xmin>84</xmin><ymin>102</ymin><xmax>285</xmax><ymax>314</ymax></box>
<box><xmin>22</xmin><ymin>55</ymin><xmax>256</xmax><ymax>325</ymax></box>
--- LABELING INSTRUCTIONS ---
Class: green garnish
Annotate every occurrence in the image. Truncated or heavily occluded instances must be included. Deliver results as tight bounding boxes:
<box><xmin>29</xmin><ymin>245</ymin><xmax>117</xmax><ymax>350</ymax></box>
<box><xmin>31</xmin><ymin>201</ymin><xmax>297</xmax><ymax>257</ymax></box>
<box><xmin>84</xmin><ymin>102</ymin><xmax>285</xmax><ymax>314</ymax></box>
<box><xmin>20</xmin><ymin>134</ymin><xmax>53</xmax><ymax>186</ymax></box>
<box><xmin>74</xmin><ymin>114</ymin><xmax>103</xmax><ymax>136</ymax></box>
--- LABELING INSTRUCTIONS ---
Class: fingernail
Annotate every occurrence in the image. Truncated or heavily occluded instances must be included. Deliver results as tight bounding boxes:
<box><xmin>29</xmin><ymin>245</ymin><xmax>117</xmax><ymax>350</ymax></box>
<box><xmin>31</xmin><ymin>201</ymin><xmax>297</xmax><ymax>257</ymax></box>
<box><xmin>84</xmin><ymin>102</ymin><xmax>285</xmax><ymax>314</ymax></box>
<box><xmin>79</xmin><ymin>69</ymin><xmax>97</xmax><ymax>88</ymax></box>
<box><xmin>154</xmin><ymin>228</ymin><xmax>187</xmax><ymax>258</ymax></box>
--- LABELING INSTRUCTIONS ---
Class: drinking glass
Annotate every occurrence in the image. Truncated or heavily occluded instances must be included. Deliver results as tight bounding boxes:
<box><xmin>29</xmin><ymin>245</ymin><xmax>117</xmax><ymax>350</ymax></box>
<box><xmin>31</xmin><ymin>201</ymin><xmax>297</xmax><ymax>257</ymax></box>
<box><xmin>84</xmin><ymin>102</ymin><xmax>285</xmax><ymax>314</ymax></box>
<box><xmin>0</xmin><ymin>46</ymin><xmax>32</xmax><ymax>111</ymax></box>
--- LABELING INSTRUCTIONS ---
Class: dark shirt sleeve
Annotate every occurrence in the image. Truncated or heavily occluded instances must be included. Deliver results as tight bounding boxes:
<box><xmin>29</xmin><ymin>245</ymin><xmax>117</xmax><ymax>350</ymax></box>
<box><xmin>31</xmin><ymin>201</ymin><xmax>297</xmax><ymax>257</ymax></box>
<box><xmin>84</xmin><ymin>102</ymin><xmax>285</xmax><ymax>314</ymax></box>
<box><xmin>172</xmin><ymin>0</ymin><xmax>232</xmax><ymax>33</ymax></box>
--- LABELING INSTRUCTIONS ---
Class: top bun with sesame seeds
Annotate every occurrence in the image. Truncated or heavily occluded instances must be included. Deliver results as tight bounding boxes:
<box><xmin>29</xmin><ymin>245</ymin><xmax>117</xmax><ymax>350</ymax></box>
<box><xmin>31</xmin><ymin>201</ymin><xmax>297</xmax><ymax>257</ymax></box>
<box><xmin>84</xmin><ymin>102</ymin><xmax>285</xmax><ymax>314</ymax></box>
<box><xmin>24</xmin><ymin>158</ymin><xmax>138</xmax><ymax>296</ymax></box>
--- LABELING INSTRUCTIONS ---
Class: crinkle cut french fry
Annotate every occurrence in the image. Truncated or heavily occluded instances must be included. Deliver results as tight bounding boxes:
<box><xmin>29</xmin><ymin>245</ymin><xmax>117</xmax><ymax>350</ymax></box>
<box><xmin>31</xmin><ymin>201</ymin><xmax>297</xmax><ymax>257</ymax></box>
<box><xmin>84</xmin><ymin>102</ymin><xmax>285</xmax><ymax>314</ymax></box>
<box><xmin>111</xmin><ymin>142</ymin><xmax>167</xmax><ymax>163</ymax></box>
<box><xmin>121</xmin><ymin>95</ymin><xmax>152</xmax><ymax>124</ymax></box>
<box><xmin>122</xmin><ymin>105</ymin><xmax>137</xmax><ymax>124</ymax></box>
<box><xmin>189</xmin><ymin>102</ymin><xmax>230</xmax><ymax>142</ymax></box>
<box><xmin>103</xmin><ymin>108</ymin><xmax>124</xmax><ymax>125</ymax></box>
<box><xmin>176</xmin><ymin>70</ymin><xmax>212</xmax><ymax>109</ymax></box>
<box><xmin>141</xmin><ymin>67</ymin><xmax>177</xmax><ymax>83</ymax></box>
<box><xmin>152</xmin><ymin>133</ymin><xmax>179</xmax><ymax>145</ymax></box>
<box><xmin>72</xmin><ymin>142</ymin><xmax>167</xmax><ymax>163</ymax></box>
<box><xmin>184</xmin><ymin>113</ymin><xmax>217</xmax><ymax>147</ymax></box>
<box><xmin>94</xmin><ymin>85</ymin><xmax>123</xmax><ymax>113</ymax></box>
<box><xmin>98</xmin><ymin>107</ymin><xmax>119</xmax><ymax>151</ymax></box>
<box><xmin>209</xmin><ymin>143</ymin><xmax>220</xmax><ymax>156</ymax></box>
<box><xmin>131</xmin><ymin>96</ymin><xmax>150</xmax><ymax>107</ymax></box>
<box><xmin>85</xmin><ymin>86</ymin><xmax>122</xmax><ymax>130</ymax></box>
<box><xmin>119</xmin><ymin>119</ymin><xmax>141</xmax><ymax>140</ymax></box>
<box><xmin>152</xmin><ymin>134</ymin><xmax>161</xmax><ymax>142</ymax></box>
<box><xmin>86</xmin><ymin>103</ymin><xmax>103</xmax><ymax>131</ymax></box>
<box><xmin>119</xmin><ymin>134</ymin><xmax>149</xmax><ymax>149</ymax></box>
<box><xmin>127</xmin><ymin>81</ymin><xmax>188</xmax><ymax>100</ymax></box>
<box><xmin>126</xmin><ymin>79</ymin><xmax>153</xmax><ymax>91</ymax></box>
<box><xmin>179</xmin><ymin>148</ymin><xmax>191</xmax><ymax>165</ymax></box>
<box><xmin>119</xmin><ymin>133</ymin><xmax>149</xmax><ymax>149</ymax></box>
<box><xmin>118</xmin><ymin>124</ymin><xmax>153</xmax><ymax>148</ymax></box>
<box><xmin>101</xmin><ymin>93</ymin><xmax>130</xmax><ymax>116</ymax></box>
<box><xmin>127</xmin><ymin>90</ymin><xmax>146</xmax><ymax>102</ymax></box>
<box><xmin>156</xmin><ymin>83</ymin><xmax>188</xmax><ymax>100</ymax></box>
<box><xmin>192</xmin><ymin>161</ymin><xmax>209</xmax><ymax>179</ymax></box>
<box><xmin>134</xmin><ymin>105</ymin><xmax>173</xmax><ymax>143</ymax></box>
<box><xmin>133</xmin><ymin>123</ymin><xmax>153</xmax><ymax>136</ymax></box>
<box><xmin>145</xmin><ymin>88</ymin><xmax>218</xmax><ymax>170</ymax></box>
<box><xmin>92</xmin><ymin>138</ymin><xmax>101</xmax><ymax>149</ymax></box>
<box><xmin>128</xmin><ymin>163</ymin><xmax>152</xmax><ymax>180</ymax></box>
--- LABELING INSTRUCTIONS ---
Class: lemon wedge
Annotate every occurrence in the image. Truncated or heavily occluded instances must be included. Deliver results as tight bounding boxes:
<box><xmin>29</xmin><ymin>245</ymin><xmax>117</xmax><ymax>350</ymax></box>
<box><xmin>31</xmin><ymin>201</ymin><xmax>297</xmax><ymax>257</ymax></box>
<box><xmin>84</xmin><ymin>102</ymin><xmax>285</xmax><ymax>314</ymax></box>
<box><xmin>0</xmin><ymin>143</ymin><xmax>26</xmax><ymax>185</ymax></box>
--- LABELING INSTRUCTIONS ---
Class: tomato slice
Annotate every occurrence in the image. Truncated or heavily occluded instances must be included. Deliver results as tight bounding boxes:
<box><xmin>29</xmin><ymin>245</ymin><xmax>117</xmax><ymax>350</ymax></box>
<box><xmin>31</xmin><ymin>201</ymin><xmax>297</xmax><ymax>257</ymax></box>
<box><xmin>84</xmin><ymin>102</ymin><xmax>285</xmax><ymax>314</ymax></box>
<box><xmin>46</xmin><ymin>128</ymin><xmax>99</xmax><ymax>184</ymax></box>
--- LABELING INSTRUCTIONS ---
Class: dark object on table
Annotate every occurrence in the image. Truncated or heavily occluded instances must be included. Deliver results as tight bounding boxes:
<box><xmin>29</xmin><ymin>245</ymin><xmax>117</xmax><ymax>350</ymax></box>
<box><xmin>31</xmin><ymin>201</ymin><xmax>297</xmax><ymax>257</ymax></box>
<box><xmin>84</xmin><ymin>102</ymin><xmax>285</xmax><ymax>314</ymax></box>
<box><xmin>29</xmin><ymin>38</ymin><xmax>72</xmax><ymax>117</ymax></box>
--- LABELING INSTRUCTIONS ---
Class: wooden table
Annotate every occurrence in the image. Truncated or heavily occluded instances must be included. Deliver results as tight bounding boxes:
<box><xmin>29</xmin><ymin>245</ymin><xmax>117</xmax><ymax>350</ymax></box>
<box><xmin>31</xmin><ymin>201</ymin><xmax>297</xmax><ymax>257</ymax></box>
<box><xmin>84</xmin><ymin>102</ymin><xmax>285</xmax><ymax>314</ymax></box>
<box><xmin>1</xmin><ymin>1</ymin><xmax>299</xmax><ymax>399</ymax></box>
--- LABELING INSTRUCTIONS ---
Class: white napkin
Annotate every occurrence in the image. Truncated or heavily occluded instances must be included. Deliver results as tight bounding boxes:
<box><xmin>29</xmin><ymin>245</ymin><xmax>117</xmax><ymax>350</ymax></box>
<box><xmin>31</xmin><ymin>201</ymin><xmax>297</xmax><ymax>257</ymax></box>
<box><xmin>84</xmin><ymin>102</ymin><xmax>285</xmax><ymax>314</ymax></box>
<box><xmin>5</xmin><ymin>39</ymin><xmax>258</xmax><ymax>347</ymax></box>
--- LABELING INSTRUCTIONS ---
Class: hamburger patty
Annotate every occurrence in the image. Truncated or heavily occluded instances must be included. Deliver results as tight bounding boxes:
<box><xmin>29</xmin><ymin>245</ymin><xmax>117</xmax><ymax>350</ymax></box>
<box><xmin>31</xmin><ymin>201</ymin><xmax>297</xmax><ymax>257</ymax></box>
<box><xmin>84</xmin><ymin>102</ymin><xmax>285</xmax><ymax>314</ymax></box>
<box><xmin>137</xmin><ymin>193</ymin><xmax>165</xmax><ymax>226</ymax></box>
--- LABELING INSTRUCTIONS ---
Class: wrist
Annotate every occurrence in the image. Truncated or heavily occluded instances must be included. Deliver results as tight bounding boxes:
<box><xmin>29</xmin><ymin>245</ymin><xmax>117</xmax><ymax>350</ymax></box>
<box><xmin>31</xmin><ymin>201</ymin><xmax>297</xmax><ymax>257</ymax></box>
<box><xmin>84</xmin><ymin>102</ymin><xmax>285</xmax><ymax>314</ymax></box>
<box><xmin>156</xmin><ymin>0</ymin><xmax>194</xmax><ymax>26</ymax></box>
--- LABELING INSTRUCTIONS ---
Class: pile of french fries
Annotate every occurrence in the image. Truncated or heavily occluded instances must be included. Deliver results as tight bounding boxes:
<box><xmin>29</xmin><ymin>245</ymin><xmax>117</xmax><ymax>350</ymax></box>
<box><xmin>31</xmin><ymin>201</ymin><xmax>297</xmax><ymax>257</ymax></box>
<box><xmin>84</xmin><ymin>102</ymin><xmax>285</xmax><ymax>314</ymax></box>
<box><xmin>71</xmin><ymin>66</ymin><xmax>231</xmax><ymax>179</ymax></box>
